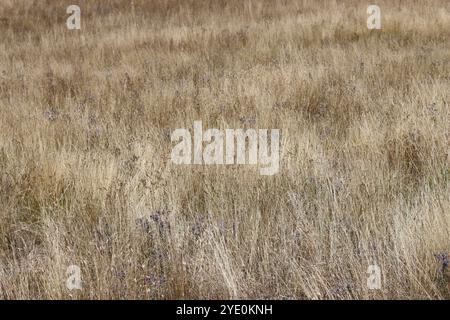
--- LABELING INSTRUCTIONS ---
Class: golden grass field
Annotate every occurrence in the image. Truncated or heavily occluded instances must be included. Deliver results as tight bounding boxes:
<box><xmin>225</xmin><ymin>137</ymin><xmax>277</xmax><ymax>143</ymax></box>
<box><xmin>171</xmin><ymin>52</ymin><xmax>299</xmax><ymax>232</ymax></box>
<box><xmin>0</xmin><ymin>0</ymin><xmax>449</xmax><ymax>299</ymax></box>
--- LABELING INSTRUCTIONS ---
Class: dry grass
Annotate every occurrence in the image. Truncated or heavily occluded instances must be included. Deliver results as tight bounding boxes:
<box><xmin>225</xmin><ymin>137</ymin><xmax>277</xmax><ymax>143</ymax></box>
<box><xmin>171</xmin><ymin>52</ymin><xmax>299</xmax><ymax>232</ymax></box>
<box><xmin>0</xmin><ymin>0</ymin><xmax>449</xmax><ymax>299</ymax></box>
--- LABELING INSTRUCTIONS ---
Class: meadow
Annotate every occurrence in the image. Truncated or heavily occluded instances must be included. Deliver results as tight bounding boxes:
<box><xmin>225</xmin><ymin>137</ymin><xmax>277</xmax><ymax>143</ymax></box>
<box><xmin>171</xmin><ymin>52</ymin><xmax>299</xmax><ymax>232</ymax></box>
<box><xmin>0</xmin><ymin>0</ymin><xmax>449</xmax><ymax>299</ymax></box>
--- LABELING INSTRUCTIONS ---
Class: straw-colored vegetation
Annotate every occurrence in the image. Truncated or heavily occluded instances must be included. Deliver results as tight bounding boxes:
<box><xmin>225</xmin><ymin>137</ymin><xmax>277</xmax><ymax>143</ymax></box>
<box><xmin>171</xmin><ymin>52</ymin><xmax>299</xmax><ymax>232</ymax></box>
<box><xmin>0</xmin><ymin>0</ymin><xmax>449</xmax><ymax>299</ymax></box>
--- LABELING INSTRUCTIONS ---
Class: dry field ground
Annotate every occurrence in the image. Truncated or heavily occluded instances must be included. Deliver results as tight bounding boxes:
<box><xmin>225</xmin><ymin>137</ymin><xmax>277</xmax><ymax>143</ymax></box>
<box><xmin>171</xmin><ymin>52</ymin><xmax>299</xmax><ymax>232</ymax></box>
<box><xmin>0</xmin><ymin>0</ymin><xmax>449</xmax><ymax>299</ymax></box>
